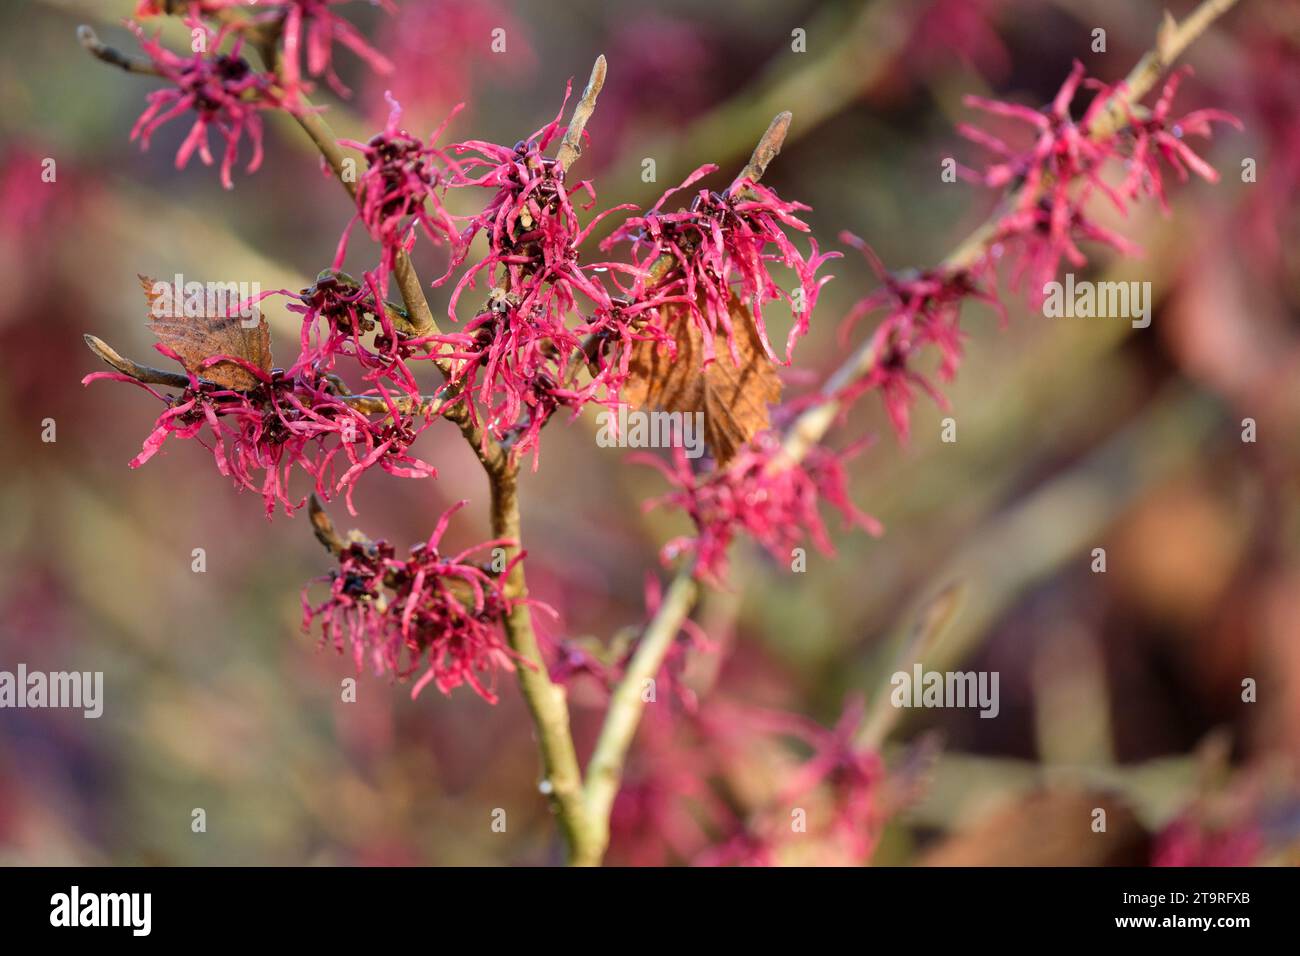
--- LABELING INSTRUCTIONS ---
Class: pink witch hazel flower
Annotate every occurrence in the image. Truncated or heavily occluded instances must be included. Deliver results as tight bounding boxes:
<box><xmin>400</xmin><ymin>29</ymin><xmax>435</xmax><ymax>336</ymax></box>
<box><xmin>1119</xmin><ymin>66</ymin><xmax>1244</xmax><ymax>214</ymax></box>
<box><xmin>369</xmin><ymin>0</ymin><xmax>537</xmax><ymax>123</ymax></box>
<box><xmin>302</xmin><ymin>501</ymin><xmax>546</xmax><ymax>702</ymax></box>
<box><xmin>276</xmin><ymin>0</ymin><xmax>395</xmax><ymax>99</ymax></box>
<box><xmin>600</xmin><ymin>162</ymin><xmax>838</xmax><ymax>368</ymax></box>
<box><xmin>749</xmin><ymin>698</ymin><xmax>885</xmax><ymax>864</ymax></box>
<box><xmin>957</xmin><ymin>59</ymin><xmax>1141</xmax><ymax>302</ymax></box>
<box><xmin>447</xmin><ymin>84</ymin><xmax>635</xmax><ymax>316</ymax></box>
<box><xmin>84</xmin><ymin>343</ymin><xmax>435</xmax><ymax>517</ymax></box>
<box><xmin>551</xmin><ymin>573</ymin><xmax>714</xmax><ymax>710</ymax></box>
<box><xmin>133</xmin><ymin>0</ymin><xmax>244</xmax><ymax>20</ymax></box>
<box><xmin>829</xmin><ymin>231</ymin><xmax>1004</xmax><ymax>441</ymax></box>
<box><xmin>957</xmin><ymin>60</ymin><xmax>1239</xmax><ymax>302</ymax></box>
<box><xmin>433</xmin><ymin>291</ymin><xmax>650</xmax><ymax>465</ymax></box>
<box><xmin>335</xmin><ymin>94</ymin><xmax>465</xmax><ymax>294</ymax></box>
<box><xmin>436</xmin><ymin>85</ymin><xmax>640</xmax><ymax>460</ymax></box>
<box><xmin>128</xmin><ymin>22</ymin><xmax>283</xmax><ymax>190</ymax></box>
<box><xmin>435</xmin><ymin>308</ymin><xmax>576</xmax><ymax>463</ymax></box>
<box><xmin>635</xmin><ymin>432</ymin><xmax>881</xmax><ymax>587</ymax></box>
<box><xmin>679</xmin><ymin>697</ymin><xmax>885</xmax><ymax>866</ymax></box>
<box><xmin>283</xmin><ymin>270</ymin><xmax>428</xmax><ymax>400</ymax></box>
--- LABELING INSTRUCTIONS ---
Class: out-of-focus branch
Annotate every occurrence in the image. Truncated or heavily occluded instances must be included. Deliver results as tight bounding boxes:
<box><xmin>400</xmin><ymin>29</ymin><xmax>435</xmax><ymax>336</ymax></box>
<box><xmin>1093</xmin><ymin>0</ymin><xmax>1242</xmax><ymax>139</ymax></box>
<box><xmin>858</xmin><ymin>585</ymin><xmax>964</xmax><ymax>749</ymax></box>
<box><xmin>782</xmin><ymin>0</ymin><xmax>1241</xmax><ymax>464</ymax></box>
<box><xmin>612</xmin><ymin>0</ymin><xmax>912</xmax><ymax>207</ymax></box>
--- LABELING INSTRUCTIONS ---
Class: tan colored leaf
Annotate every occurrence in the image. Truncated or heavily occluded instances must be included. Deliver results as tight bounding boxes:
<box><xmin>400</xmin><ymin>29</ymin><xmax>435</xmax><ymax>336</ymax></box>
<box><xmin>139</xmin><ymin>274</ymin><xmax>272</xmax><ymax>390</ymax></box>
<box><xmin>622</xmin><ymin>296</ymin><xmax>781</xmax><ymax>464</ymax></box>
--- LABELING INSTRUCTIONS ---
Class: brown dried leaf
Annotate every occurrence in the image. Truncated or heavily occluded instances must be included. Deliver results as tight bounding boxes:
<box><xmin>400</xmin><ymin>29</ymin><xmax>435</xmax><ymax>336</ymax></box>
<box><xmin>139</xmin><ymin>274</ymin><xmax>272</xmax><ymax>390</ymax></box>
<box><xmin>622</xmin><ymin>296</ymin><xmax>781</xmax><ymax>464</ymax></box>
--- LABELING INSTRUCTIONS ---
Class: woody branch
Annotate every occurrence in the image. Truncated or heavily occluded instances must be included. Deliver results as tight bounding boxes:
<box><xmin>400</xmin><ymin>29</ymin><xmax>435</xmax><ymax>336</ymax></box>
<box><xmin>590</xmin><ymin>0</ymin><xmax>1243</xmax><ymax>859</ymax></box>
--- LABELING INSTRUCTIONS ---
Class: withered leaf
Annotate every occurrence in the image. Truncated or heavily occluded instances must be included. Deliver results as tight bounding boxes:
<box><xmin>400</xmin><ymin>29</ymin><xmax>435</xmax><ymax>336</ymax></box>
<box><xmin>139</xmin><ymin>274</ymin><xmax>272</xmax><ymax>391</ymax></box>
<box><xmin>621</xmin><ymin>295</ymin><xmax>781</xmax><ymax>464</ymax></box>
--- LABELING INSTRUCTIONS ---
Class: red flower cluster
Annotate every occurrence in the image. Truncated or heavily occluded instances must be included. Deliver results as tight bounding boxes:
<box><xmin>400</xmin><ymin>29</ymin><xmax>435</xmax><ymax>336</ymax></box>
<box><xmin>757</xmin><ymin>699</ymin><xmax>884</xmax><ymax>864</ymax></box>
<box><xmin>601</xmin><ymin>165</ymin><xmax>837</xmax><ymax>367</ymax></box>
<box><xmin>432</xmin><ymin>93</ymin><xmax>641</xmax><ymax>459</ymax></box>
<box><xmin>84</xmin><ymin>345</ymin><xmax>435</xmax><ymax>517</ymax></box>
<box><xmin>285</xmin><ymin>270</ymin><xmax>423</xmax><ymax>395</ymax></box>
<box><xmin>1153</xmin><ymin>815</ymin><xmax>1262</xmax><ymax>867</ymax></box>
<box><xmin>335</xmin><ymin>95</ymin><xmax>463</xmax><ymax>292</ymax></box>
<box><xmin>608</xmin><ymin>697</ymin><xmax>885</xmax><ymax>866</ymax></box>
<box><xmin>824</xmin><ymin>61</ymin><xmax>1239</xmax><ymax>450</ymax></box>
<box><xmin>1119</xmin><ymin>67</ymin><xmax>1245</xmax><ymax>214</ymax></box>
<box><xmin>369</xmin><ymin>0</ymin><xmax>536</xmax><ymax>123</ymax></box>
<box><xmin>135</xmin><ymin>0</ymin><xmax>241</xmax><ymax>19</ymax></box>
<box><xmin>960</xmin><ymin>60</ymin><xmax>1238</xmax><ymax>299</ymax></box>
<box><xmin>129</xmin><ymin>23</ymin><xmax>283</xmax><ymax>190</ymax></box>
<box><xmin>831</xmin><ymin>232</ymin><xmax>1003</xmax><ymax>440</ymax></box>
<box><xmin>275</xmin><ymin>0</ymin><xmax>395</xmax><ymax>99</ymax></box>
<box><xmin>637</xmin><ymin>434</ymin><xmax>881</xmax><ymax>586</ymax></box>
<box><xmin>302</xmin><ymin>501</ymin><xmax>528</xmax><ymax>701</ymax></box>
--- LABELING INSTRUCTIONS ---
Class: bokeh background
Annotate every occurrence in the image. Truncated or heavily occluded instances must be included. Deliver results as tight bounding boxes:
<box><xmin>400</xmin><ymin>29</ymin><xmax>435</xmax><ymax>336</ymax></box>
<box><xmin>1</xmin><ymin>0</ymin><xmax>1297</xmax><ymax>865</ymax></box>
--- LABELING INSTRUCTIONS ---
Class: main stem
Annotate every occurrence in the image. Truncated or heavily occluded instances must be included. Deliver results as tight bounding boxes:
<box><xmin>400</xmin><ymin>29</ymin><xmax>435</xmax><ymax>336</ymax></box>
<box><xmin>489</xmin><ymin>467</ymin><xmax>597</xmax><ymax>863</ymax></box>
<box><xmin>264</xmin><ymin>21</ymin><xmax>599</xmax><ymax>860</ymax></box>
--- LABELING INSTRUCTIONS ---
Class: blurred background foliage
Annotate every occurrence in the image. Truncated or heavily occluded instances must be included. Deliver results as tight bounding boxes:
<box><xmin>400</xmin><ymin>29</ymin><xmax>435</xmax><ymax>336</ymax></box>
<box><xmin>0</xmin><ymin>0</ymin><xmax>1297</xmax><ymax>865</ymax></box>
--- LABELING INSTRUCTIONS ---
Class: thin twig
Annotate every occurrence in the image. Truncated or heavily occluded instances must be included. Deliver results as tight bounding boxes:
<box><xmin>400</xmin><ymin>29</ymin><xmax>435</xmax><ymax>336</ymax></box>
<box><xmin>556</xmin><ymin>55</ymin><xmax>607</xmax><ymax>175</ymax></box>
<box><xmin>731</xmin><ymin>110</ymin><xmax>792</xmax><ymax>190</ymax></box>
<box><xmin>583</xmin><ymin>563</ymin><xmax>698</xmax><ymax>860</ymax></box>
<box><xmin>858</xmin><ymin>584</ymin><xmax>964</xmax><ymax>749</ymax></box>
<box><xmin>77</xmin><ymin>26</ymin><xmax>162</xmax><ymax>76</ymax></box>
<box><xmin>85</xmin><ymin>334</ymin><xmax>191</xmax><ymax>389</ymax></box>
<box><xmin>307</xmin><ymin>494</ymin><xmax>345</xmax><ymax>556</ymax></box>
<box><xmin>83</xmin><ymin>334</ymin><xmax>446</xmax><ymax>415</ymax></box>
<box><xmin>489</xmin><ymin>468</ymin><xmax>596</xmax><ymax>862</ymax></box>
